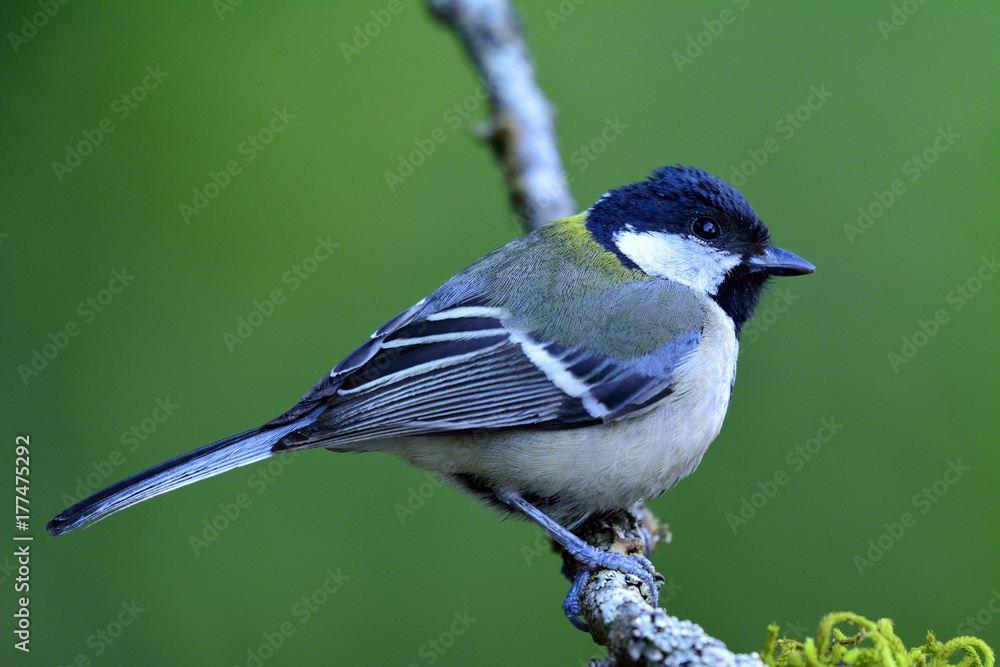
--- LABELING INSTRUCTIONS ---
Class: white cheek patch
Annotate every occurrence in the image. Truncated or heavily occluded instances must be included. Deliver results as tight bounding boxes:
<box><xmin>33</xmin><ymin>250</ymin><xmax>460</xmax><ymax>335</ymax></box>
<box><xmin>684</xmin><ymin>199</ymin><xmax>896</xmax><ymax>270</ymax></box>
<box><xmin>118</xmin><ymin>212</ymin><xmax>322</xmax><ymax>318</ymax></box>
<box><xmin>613</xmin><ymin>230</ymin><xmax>741</xmax><ymax>294</ymax></box>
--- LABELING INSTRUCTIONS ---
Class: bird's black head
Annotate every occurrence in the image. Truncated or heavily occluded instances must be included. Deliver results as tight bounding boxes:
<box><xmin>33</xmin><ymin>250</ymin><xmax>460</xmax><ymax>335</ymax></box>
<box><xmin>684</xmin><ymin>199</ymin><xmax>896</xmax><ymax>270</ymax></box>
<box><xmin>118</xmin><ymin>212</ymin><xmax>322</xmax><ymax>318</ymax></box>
<box><xmin>586</xmin><ymin>165</ymin><xmax>814</xmax><ymax>334</ymax></box>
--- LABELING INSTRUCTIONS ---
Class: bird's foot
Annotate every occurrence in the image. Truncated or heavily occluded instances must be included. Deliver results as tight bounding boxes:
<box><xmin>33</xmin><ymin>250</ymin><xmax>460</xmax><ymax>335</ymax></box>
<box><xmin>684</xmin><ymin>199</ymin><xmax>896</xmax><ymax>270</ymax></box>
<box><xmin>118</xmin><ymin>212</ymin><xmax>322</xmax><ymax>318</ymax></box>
<box><xmin>497</xmin><ymin>491</ymin><xmax>661</xmax><ymax>632</ymax></box>
<box><xmin>561</xmin><ymin>569</ymin><xmax>590</xmax><ymax>630</ymax></box>
<box><xmin>560</xmin><ymin>548</ymin><xmax>661</xmax><ymax>631</ymax></box>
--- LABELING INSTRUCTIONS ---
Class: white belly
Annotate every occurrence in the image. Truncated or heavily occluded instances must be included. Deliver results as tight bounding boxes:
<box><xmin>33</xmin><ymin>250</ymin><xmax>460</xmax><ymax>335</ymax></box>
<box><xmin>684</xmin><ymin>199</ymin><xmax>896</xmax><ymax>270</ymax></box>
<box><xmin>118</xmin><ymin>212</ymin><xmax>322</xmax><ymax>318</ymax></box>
<box><xmin>392</xmin><ymin>297</ymin><xmax>738</xmax><ymax>525</ymax></box>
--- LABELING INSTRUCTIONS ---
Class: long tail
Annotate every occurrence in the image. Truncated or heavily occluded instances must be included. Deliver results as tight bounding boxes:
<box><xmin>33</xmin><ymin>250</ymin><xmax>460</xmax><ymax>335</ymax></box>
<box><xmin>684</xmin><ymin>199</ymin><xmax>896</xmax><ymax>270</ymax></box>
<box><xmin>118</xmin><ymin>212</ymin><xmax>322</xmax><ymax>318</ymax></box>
<box><xmin>47</xmin><ymin>407</ymin><xmax>323</xmax><ymax>536</ymax></box>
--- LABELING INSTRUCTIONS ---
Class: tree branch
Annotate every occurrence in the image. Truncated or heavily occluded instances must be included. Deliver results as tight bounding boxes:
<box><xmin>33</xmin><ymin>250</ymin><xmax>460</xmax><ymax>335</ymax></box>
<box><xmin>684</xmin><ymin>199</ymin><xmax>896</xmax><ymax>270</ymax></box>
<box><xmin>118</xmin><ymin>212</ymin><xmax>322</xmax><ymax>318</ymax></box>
<box><xmin>428</xmin><ymin>5</ymin><xmax>998</xmax><ymax>665</ymax></box>
<box><xmin>429</xmin><ymin>0</ymin><xmax>576</xmax><ymax>231</ymax></box>
<box><xmin>566</xmin><ymin>507</ymin><xmax>765</xmax><ymax>666</ymax></box>
<box><xmin>430</xmin><ymin>1</ymin><xmax>766</xmax><ymax>663</ymax></box>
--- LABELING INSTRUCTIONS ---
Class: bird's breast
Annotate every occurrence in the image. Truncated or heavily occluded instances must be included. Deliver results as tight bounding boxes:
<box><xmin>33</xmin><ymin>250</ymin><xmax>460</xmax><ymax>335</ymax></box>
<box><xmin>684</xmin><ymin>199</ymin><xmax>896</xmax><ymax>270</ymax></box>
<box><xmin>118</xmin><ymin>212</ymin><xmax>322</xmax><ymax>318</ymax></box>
<box><xmin>551</xmin><ymin>293</ymin><xmax>738</xmax><ymax>516</ymax></box>
<box><xmin>392</xmin><ymin>295</ymin><xmax>740</xmax><ymax>525</ymax></box>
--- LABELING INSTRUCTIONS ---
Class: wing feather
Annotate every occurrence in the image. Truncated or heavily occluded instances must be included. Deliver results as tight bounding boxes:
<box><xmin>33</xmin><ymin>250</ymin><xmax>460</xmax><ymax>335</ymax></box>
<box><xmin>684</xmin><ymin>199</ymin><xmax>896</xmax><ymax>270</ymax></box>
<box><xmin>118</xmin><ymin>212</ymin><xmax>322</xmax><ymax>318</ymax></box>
<box><xmin>272</xmin><ymin>294</ymin><xmax>700</xmax><ymax>452</ymax></box>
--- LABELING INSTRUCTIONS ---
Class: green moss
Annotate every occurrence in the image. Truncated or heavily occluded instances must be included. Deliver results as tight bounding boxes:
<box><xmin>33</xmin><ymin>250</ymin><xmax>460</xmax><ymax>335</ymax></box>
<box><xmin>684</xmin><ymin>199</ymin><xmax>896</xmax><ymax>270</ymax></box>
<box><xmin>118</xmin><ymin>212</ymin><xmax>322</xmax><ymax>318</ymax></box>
<box><xmin>762</xmin><ymin>612</ymin><xmax>995</xmax><ymax>667</ymax></box>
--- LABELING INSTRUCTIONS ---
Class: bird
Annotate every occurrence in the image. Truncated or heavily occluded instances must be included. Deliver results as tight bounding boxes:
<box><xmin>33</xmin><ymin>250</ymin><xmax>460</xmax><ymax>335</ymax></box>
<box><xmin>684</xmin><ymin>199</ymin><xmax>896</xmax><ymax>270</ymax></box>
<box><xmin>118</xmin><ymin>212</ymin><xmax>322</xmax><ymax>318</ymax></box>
<box><xmin>48</xmin><ymin>165</ymin><xmax>814</xmax><ymax>628</ymax></box>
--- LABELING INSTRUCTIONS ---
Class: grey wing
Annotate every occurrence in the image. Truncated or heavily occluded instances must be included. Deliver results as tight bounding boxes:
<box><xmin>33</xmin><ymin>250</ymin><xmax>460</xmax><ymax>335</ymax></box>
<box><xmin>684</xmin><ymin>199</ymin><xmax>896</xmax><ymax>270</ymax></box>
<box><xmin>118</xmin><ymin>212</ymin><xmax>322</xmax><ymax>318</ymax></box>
<box><xmin>272</xmin><ymin>296</ymin><xmax>701</xmax><ymax>451</ymax></box>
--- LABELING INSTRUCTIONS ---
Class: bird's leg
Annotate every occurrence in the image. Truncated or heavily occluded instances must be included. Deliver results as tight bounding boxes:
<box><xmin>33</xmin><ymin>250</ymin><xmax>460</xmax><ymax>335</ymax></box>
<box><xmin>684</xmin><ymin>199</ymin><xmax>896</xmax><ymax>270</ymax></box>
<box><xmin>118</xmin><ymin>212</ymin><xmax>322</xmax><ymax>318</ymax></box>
<box><xmin>496</xmin><ymin>491</ymin><xmax>659</xmax><ymax>631</ymax></box>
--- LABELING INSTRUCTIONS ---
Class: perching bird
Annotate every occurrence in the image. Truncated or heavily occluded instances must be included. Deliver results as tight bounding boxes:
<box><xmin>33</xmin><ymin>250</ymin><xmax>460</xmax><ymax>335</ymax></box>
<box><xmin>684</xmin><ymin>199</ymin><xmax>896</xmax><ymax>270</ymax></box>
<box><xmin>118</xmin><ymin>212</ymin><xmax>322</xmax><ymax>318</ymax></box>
<box><xmin>48</xmin><ymin>166</ymin><xmax>813</xmax><ymax>628</ymax></box>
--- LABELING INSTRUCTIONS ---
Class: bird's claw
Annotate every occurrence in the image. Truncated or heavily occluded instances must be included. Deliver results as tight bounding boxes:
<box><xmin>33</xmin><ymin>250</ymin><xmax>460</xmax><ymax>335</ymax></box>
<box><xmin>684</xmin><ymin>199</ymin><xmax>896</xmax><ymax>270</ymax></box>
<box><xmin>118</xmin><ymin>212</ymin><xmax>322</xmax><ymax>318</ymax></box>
<box><xmin>562</xmin><ymin>569</ymin><xmax>591</xmax><ymax>631</ymax></box>
<box><xmin>561</xmin><ymin>553</ymin><xmax>661</xmax><ymax>632</ymax></box>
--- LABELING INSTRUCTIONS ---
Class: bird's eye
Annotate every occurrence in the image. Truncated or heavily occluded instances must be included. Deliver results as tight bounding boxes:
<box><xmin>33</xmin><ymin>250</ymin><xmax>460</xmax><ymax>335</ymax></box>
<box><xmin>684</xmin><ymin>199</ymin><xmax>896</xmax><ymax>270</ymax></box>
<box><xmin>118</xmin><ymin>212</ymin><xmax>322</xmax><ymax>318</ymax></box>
<box><xmin>692</xmin><ymin>217</ymin><xmax>720</xmax><ymax>240</ymax></box>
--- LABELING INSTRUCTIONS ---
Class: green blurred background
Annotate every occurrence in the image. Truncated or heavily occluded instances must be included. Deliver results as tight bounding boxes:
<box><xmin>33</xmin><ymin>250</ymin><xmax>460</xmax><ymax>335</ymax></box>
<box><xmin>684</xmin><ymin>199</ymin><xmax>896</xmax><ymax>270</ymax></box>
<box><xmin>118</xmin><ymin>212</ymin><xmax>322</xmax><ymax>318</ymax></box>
<box><xmin>2</xmin><ymin>2</ymin><xmax>998</xmax><ymax>665</ymax></box>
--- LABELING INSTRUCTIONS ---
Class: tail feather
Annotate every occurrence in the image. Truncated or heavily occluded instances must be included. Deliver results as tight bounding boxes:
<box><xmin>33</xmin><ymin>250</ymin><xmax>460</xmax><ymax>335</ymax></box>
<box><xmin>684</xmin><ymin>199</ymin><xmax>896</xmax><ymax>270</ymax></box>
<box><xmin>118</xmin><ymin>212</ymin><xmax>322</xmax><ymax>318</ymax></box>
<box><xmin>47</xmin><ymin>408</ymin><xmax>322</xmax><ymax>536</ymax></box>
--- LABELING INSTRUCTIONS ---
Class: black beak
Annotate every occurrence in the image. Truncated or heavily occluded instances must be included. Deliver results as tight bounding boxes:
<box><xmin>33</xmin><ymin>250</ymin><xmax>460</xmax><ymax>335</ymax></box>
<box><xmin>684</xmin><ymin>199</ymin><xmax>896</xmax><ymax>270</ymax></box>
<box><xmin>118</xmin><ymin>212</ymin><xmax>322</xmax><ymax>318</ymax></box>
<box><xmin>748</xmin><ymin>245</ymin><xmax>815</xmax><ymax>277</ymax></box>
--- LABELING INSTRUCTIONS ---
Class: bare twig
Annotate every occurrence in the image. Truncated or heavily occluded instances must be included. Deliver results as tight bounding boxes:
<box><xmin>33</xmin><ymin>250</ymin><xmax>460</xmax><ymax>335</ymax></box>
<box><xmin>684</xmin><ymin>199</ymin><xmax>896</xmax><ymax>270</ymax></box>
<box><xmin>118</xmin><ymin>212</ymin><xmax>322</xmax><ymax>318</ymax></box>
<box><xmin>568</xmin><ymin>508</ymin><xmax>765</xmax><ymax>666</ymax></box>
<box><xmin>429</xmin><ymin>0</ymin><xmax>576</xmax><ymax>231</ymax></box>
<box><xmin>431</xmin><ymin>1</ymin><xmax>766</xmax><ymax>663</ymax></box>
